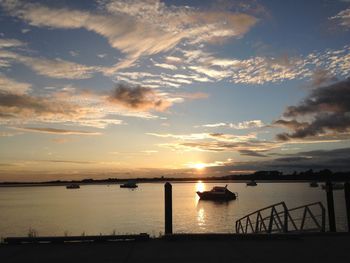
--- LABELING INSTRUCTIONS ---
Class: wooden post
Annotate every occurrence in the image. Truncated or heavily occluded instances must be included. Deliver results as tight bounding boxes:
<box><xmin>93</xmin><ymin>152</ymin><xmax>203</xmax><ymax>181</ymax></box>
<box><xmin>326</xmin><ymin>179</ymin><xmax>336</xmax><ymax>232</ymax></box>
<box><xmin>344</xmin><ymin>181</ymin><xmax>350</xmax><ymax>232</ymax></box>
<box><xmin>164</xmin><ymin>182</ymin><xmax>172</xmax><ymax>235</ymax></box>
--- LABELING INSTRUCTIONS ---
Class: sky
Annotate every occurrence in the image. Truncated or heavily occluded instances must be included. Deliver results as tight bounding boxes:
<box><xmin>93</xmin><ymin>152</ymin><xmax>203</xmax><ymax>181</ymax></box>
<box><xmin>0</xmin><ymin>0</ymin><xmax>350</xmax><ymax>181</ymax></box>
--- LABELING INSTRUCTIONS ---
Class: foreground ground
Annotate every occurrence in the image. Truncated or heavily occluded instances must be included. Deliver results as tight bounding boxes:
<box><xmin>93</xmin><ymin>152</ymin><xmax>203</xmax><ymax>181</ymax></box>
<box><xmin>1</xmin><ymin>234</ymin><xmax>350</xmax><ymax>263</ymax></box>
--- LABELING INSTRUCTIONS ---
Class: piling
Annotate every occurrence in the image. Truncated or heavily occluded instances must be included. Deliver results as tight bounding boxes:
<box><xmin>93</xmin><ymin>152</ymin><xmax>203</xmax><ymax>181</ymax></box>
<box><xmin>344</xmin><ymin>181</ymin><xmax>350</xmax><ymax>232</ymax></box>
<box><xmin>164</xmin><ymin>182</ymin><xmax>173</xmax><ymax>235</ymax></box>
<box><xmin>326</xmin><ymin>179</ymin><xmax>336</xmax><ymax>232</ymax></box>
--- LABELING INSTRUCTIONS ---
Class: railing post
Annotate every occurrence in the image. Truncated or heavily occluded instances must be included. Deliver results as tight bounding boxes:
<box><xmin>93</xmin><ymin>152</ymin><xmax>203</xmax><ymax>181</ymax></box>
<box><xmin>267</xmin><ymin>208</ymin><xmax>274</xmax><ymax>233</ymax></box>
<box><xmin>164</xmin><ymin>182</ymin><xmax>173</xmax><ymax>235</ymax></box>
<box><xmin>326</xmin><ymin>178</ymin><xmax>336</xmax><ymax>232</ymax></box>
<box><xmin>344</xmin><ymin>181</ymin><xmax>350</xmax><ymax>232</ymax></box>
<box><xmin>282</xmin><ymin>203</ymin><xmax>288</xmax><ymax>233</ymax></box>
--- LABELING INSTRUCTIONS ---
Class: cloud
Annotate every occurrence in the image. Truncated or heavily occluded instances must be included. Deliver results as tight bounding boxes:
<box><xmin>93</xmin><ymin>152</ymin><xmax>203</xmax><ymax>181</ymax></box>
<box><xmin>0</xmin><ymin>74</ymin><xmax>31</xmax><ymax>94</ymax></box>
<box><xmin>0</xmin><ymin>50</ymin><xmax>100</xmax><ymax>79</ymax></box>
<box><xmin>230</xmin><ymin>120</ymin><xmax>265</xmax><ymax>129</ymax></box>
<box><xmin>154</xmin><ymin>63</ymin><xmax>177</xmax><ymax>70</ymax></box>
<box><xmin>147</xmin><ymin>132</ymin><xmax>257</xmax><ymax>142</ymax></box>
<box><xmin>148</xmin><ymin>131</ymin><xmax>280</xmax><ymax>154</ymax></box>
<box><xmin>202</xmin><ymin>120</ymin><xmax>264</xmax><ymax>129</ymax></box>
<box><xmin>0</xmin><ymin>90</ymin><xmax>78</xmax><ymax>117</ymax></box>
<box><xmin>0</xmin><ymin>88</ymin><xmax>126</xmax><ymax>128</ymax></box>
<box><xmin>173</xmin><ymin>92</ymin><xmax>209</xmax><ymax>100</ymax></box>
<box><xmin>160</xmin><ymin>140</ymin><xmax>280</xmax><ymax>153</ymax></box>
<box><xmin>238</xmin><ymin>149</ymin><xmax>268</xmax><ymax>157</ymax></box>
<box><xmin>330</xmin><ymin>8</ymin><xmax>350</xmax><ymax>28</ymax></box>
<box><xmin>190</xmin><ymin>147</ymin><xmax>350</xmax><ymax>175</ymax></box>
<box><xmin>261</xmin><ymin>147</ymin><xmax>350</xmax><ymax>171</ymax></box>
<box><xmin>110</xmin><ymin>45</ymin><xmax>350</xmax><ymax>89</ymax></box>
<box><xmin>275</xmin><ymin>78</ymin><xmax>350</xmax><ymax>140</ymax></box>
<box><xmin>13</xmin><ymin>127</ymin><xmax>101</xmax><ymax>135</ymax></box>
<box><xmin>0</xmin><ymin>38</ymin><xmax>25</xmax><ymax>48</ymax></box>
<box><xmin>108</xmin><ymin>83</ymin><xmax>172</xmax><ymax>111</ymax></box>
<box><xmin>40</xmin><ymin>159</ymin><xmax>96</xmax><ymax>164</ymax></box>
<box><xmin>311</xmin><ymin>68</ymin><xmax>337</xmax><ymax>87</ymax></box>
<box><xmin>1</xmin><ymin>0</ymin><xmax>257</xmax><ymax>71</ymax></box>
<box><xmin>202</xmin><ymin>122</ymin><xmax>227</xmax><ymax>128</ymax></box>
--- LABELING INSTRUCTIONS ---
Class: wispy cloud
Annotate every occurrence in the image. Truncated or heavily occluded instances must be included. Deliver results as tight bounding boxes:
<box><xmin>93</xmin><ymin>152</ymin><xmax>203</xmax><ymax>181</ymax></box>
<box><xmin>0</xmin><ymin>74</ymin><xmax>31</xmax><ymax>94</ymax></box>
<box><xmin>40</xmin><ymin>159</ymin><xmax>96</xmax><ymax>164</ymax></box>
<box><xmin>0</xmin><ymin>77</ymin><xmax>203</xmax><ymax>128</ymax></box>
<box><xmin>202</xmin><ymin>120</ymin><xmax>265</xmax><ymax>129</ymax></box>
<box><xmin>154</xmin><ymin>63</ymin><xmax>177</xmax><ymax>70</ymax></box>
<box><xmin>13</xmin><ymin>127</ymin><xmax>101</xmax><ymax>135</ymax></box>
<box><xmin>147</xmin><ymin>132</ymin><xmax>257</xmax><ymax>142</ymax></box>
<box><xmin>0</xmin><ymin>38</ymin><xmax>25</xmax><ymax>48</ymax></box>
<box><xmin>1</xmin><ymin>0</ymin><xmax>257</xmax><ymax>72</ymax></box>
<box><xmin>330</xmin><ymin>8</ymin><xmax>350</xmax><ymax>28</ymax></box>
<box><xmin>0</xmin><ymin>88</ymin><xmax>125</xmax><ymax>128</ymax></box>
<box><xmin>0</xmin><ymin>50</ymin><xmax>100</xmax><ymax>79</ymax></box>
<box><xmin>147</xmin><ymin>131</ymin><xmax>280</xmax><ymax>154</ymax></box>
<box><xmin>160</xmin><ymin>140</ymin><xmax>280</xmax><ymax>154</ymax></box>
<box><xmin>112</xmin><ymin>45</ymin><xmax>350</xmax><ymax>88</ymax></box>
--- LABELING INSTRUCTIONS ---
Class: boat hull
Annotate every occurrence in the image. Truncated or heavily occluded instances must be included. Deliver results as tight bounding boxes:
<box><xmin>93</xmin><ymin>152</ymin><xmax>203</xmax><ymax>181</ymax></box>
<box><xmin>196</xmin><ymin>191</ymin><xmax>236</xmax><ymax>201</ymax></box>
<box><xmin>246</xmin><ymin>182</ymin><xmax>257</xmax><ymax>186</ymax></box>
<box><xmin>66</xmin><ymin>185</ymin><xmax>80</xmax><ymax>189</ymax></box>
<box><xmin>120</xmin><ymin>185</ymin><xmax>138</xmax><ymax>188</ymax></box>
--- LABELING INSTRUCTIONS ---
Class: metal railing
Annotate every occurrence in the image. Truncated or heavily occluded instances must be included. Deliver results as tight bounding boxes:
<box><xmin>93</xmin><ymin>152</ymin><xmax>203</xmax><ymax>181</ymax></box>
<box><xmin>235</xmin><ymin>201</ymin><xmax>325</xmax><ymax>234</ymax></box>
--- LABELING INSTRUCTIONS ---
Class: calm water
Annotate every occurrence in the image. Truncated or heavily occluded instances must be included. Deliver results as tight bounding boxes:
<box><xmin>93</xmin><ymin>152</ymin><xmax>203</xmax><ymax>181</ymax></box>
<box><xmin>0</xmin><ymin>182</ymin><xmax>347</xmax><ymax>237</ymax></box>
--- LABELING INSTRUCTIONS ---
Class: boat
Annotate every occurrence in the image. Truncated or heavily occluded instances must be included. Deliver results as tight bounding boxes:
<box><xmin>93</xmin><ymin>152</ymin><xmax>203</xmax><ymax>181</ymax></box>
<box><xmin>120</xmin><ymin>181</ymin><xmax>138</xmax><ymax>188</ymax></box>
<box><xmin>196</xmin><ymin>185</ymin><xmax>237</xmax><ymax>201</ymax></box>
<box><xmin>321</xmin><ymin>183</ymin><xmax>344</xmax><ymax>191</ymax></box>
<box><xmin>66</xmin><ymin>184</ymin><xmax>80</xmax><ymax>189</ymax></box>
<box><xmin>246</xmin><ymin>180</ymin><xmax>257</xmax><ymax>186</ymax></box>
<box><xmin>309</xmin><ymin>181</ymin><xmax>319</xmax><ymax>187</ymax></box>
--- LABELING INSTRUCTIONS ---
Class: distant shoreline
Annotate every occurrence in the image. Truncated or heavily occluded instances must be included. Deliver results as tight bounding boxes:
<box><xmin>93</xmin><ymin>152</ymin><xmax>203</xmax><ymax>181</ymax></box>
<box><xmin>0</xmin><ymin>179</ymin><xmax>348</xmax><ymax>188</ymax></box>
<box><xmin>0</xmin><ymin>179</ymin><xmax>319</xmax><ymax>188</ymax></box>
<box><xmin>1</xmin><ymin>169</ymin><xmax>349</xmax><ymax>187</ymax></box>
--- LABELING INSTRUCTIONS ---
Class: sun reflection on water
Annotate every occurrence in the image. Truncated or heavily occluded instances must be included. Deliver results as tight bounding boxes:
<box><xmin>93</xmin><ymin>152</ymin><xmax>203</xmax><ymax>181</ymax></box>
<box><xmin>195</xmin><ymin>181</ymin><xmax>207</xmax><ymax>230</ymax></box>
<box><xmin>197</xmin><ymin>207</ymin><xmax>205</xmax><ymax>229</ymax></box>
<box><xmin>195</xmin><ymin>181</ymin><xmax>205</xmax><ymax>193</ymax></box>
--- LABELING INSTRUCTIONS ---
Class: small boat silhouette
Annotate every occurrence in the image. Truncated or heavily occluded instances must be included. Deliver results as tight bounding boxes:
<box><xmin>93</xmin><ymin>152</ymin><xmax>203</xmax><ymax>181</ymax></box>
<box><xmin>309</xmin><ymin>181</ymin><xmax>319</xmax><ymax>187</ymax></box>
<box><xmin>120</xmin><ymin>181</ymin><xmax>138</xmax><ymax>188</ymax></box>
<box><xmin>246</xmin><ymin>180</ymin><xmax>257</xmax><ymax>186</ymax></box>
<box><xmin>66</xmin><ymin>184</ymin><xmax>80</xmax><ymax>189</ymax></box>
<box><xmin>196</xmin><ymin>185</ymin><xmax>237</xmax><ymax>201</ymax></box>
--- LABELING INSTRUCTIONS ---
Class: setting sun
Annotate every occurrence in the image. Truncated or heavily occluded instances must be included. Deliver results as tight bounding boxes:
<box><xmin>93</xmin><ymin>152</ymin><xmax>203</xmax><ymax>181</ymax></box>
<box><xmin>194</xmin><ymin>163</ymin><xmax>206</xmax><ymax>170</ymax></box>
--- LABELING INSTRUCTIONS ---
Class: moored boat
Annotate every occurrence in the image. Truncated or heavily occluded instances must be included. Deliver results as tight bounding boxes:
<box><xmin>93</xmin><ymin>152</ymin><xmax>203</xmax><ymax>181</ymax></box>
<box><xmin>120</xmin><ymin>181</ymin><xmax>138</xmax><ymax>188</ymax></box>
<box><xmin>246</xmin><ymin>180</ymin><xmax>257</xmax><ymax>186</ymax></box>
<box><xmin>66</xmin><ymin>184</ymin><xmax>80</xmax><ymax>189</ymax></box>
<box><xmin>309</xmin><ymin>181</ymin><xmax>319</xmax><ymax>187</ymax></box>
<box><xmin>196</xmin><ymin>185</ymin><xmax>237</xmax><ymax>201</ymax></box>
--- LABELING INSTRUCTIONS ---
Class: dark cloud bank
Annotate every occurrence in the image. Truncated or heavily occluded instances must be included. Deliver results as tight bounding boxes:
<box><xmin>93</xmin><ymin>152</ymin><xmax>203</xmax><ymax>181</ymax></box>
<box><xmin>206</xmin><ymin>147</ymin><xmax>350</xmax><ymax>174</ymax></box>
<box><xmin>275</xmin><ymin>78</ymin><xmax>350</xmax><ymax>140</ymax></box>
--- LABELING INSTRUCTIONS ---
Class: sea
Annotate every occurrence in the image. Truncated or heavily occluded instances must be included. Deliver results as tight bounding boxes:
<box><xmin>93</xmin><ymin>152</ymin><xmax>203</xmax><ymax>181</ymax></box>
<box><xmin>0</xmin><ymin>182</ymin><xmax>347</xmax><ymax>238</ymax></box>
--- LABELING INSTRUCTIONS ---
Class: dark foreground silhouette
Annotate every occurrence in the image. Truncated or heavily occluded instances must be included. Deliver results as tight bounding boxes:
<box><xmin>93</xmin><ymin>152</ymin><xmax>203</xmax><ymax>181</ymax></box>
<box><xmin>1</xmin><ymin>234</ymin><xmax>350</xmax><ymax>263</ymax></box>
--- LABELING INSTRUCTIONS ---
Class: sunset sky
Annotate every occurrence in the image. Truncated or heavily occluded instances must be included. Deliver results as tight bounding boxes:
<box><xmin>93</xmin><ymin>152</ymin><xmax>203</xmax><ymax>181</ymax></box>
<box><xmin>0</xmin><ymin>0</ymin><xmax>350</xmax><ymax>181</ymax></box>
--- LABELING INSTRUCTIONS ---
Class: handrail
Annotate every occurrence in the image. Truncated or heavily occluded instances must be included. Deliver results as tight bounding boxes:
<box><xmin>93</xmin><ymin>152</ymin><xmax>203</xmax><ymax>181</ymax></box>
<box><xmin>237</xmin><ymin>202</ymin><xmax>286</xmax><ymax>221</ymax></box>
<box><xmin>235</xmin><ymin>201</ymin><xmax>325</xmax><ymax>234</ymax></box>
